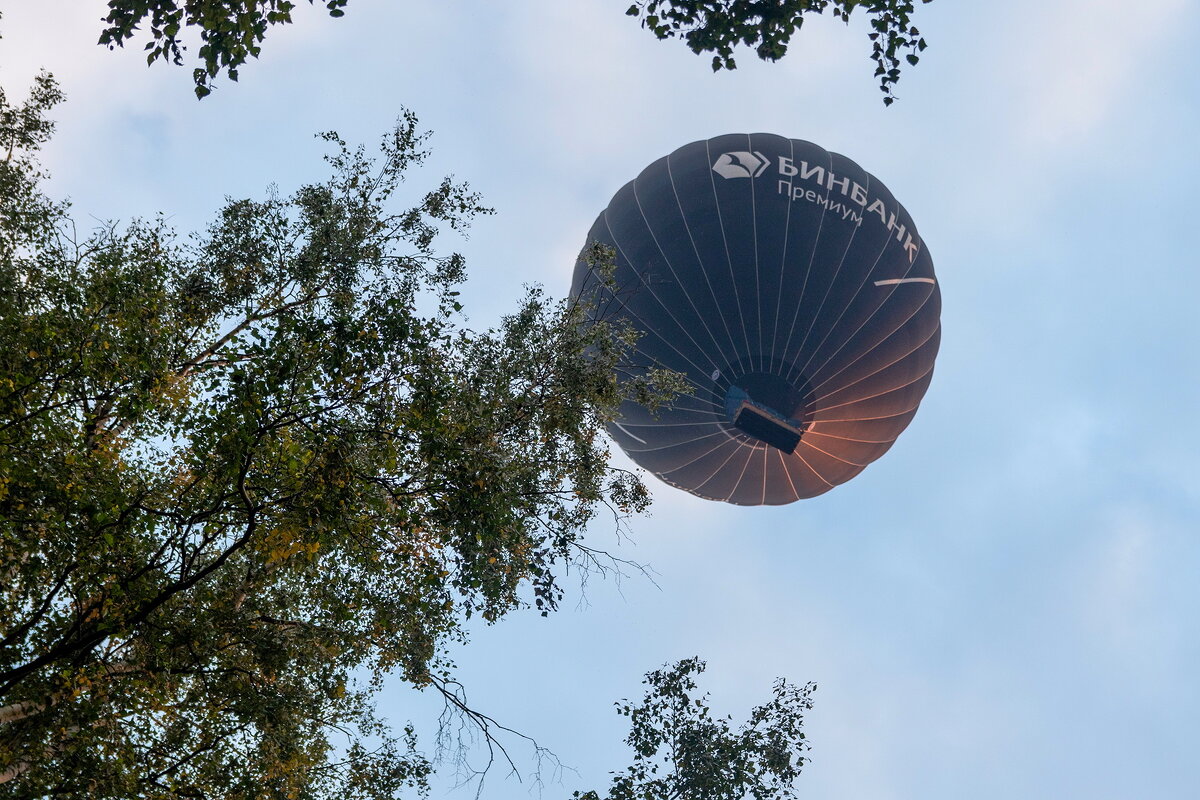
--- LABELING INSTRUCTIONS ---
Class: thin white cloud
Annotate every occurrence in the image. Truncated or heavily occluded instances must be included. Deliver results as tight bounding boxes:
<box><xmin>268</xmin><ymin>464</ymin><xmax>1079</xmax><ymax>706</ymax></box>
<box><xmin>1070</xmin><ymin>505</ymin><xmax>1181</xmax><ymax>682</ymax></box>
<box><xmin>4</xmin><ymin>3</ymin><xmax>1200</xmax><ymax>799</ymax></box>
<box><xmin>1013</xmin><ymin>0</ymin><xmax>1189</xmax><ymax>148</ymax></box>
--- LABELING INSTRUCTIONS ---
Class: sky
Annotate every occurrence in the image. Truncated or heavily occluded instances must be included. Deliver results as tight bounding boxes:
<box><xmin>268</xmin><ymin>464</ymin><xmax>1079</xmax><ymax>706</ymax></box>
<box><xmin>3</xmin><ymin>1</ymin><xmax>1199</xmax><ymax>798</ymax></box>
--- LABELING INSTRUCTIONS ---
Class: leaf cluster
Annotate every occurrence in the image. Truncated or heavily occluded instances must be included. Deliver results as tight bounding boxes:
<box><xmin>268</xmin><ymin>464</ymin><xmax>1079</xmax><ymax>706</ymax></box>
<box><xmin>94</xmin><ymin>1</ymin><xmax>932</xmax><ymax>102</ymax></box>
<box><xmin>625</xmin><ymin>0</ymin><xmax>932</xmax><ymax>103</ymax></box>
<box><xmin>0</xmin><ymin>78</ymin><xmax>660</xmax><ymax>798</ymax></box>
<box><xmin>98</xmin><ymin>0</ymin><xmax>350</xmax><ymax>98</ymax></box>
<box><xmin>575</xmin><ymin>658</ymin><xmax>815</xmax><ymax>800</ymax></box>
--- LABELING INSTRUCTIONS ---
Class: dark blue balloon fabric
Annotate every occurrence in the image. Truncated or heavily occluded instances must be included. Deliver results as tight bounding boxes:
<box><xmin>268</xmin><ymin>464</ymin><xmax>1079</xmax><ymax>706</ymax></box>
<box><xmin>571</xmin><ymin>134</ymin><xmax>941</xmax><ymax>505</ymax></box>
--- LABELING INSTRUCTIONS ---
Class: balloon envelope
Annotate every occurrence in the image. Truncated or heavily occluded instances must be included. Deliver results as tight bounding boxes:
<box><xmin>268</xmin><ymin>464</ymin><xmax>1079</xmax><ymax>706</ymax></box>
<box><xmin>571</xmin><ymin>134</ymin><xmax>941</xmax><ymax>506</ymax></box>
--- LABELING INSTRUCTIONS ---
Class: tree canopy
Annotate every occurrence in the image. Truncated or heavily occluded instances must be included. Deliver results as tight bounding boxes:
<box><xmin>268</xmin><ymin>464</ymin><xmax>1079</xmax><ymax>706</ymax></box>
<box><xmin>95</xmin><ymin>0</ymin><xmax>933</xmax><ymax>100</ymax></box>
<box><xmin>579</xmin><ymin>658</ymin><xmax>815</xmax><ymax>800</ymax></box>
<box><xmin>1</xmin><ymin>36</ymin><xmax>817</xmax><ymax>794</ymax></box>
<box><xmin>0</xmin><ymin>72</ymin><xmax>683</xmax><ymax>797</ymax></box>
<box><xmin>625</xmin><ymin>0</ymin><xmax>932</xmax><ymax>103</ymax></box>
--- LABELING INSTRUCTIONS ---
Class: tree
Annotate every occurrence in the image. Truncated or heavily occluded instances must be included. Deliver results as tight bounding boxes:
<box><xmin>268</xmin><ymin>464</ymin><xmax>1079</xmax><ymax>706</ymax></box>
<box><xmin>576</xmin><ymin>658</ymin><xmax>815</xmax><ymax>800</ymax></box>
<box><xmin>625</xmin><ymin>0</ymin><xmax>933</xmax><ymax>103</ymax></box>
<box><xmin>94</xmin><ymin>0</ymin><xmax>933</xmax><ymax>101</ymax></box>
<box><xmin>0</xmin><ymin>72</ymin><xmax>681</xmax><ymax>797</ymax></box>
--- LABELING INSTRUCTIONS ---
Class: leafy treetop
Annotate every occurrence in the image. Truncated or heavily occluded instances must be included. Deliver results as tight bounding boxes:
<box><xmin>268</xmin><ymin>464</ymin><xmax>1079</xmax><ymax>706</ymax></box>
<box><xmin>626</xmin><ymin>0</ymin><xmax>933</xmax><ymax>103</ymax></box>
<box><xmin>577</xmin><ymin>658</ymin><xmax>816</xmax><ymax>800</ymax></box>
<box><xmin>94</xmin><ymin>0</ymin><xmax>933</xmax><ymax>101</ymax></box>
<box><xmin>98</xmin><ymin>0</ymin><xmax>349</xmax><ymax>98</ymax></box>
<box><xmin>0</xmin><ymin>71</ymin><xmax>678</xmax><ymax>797</ymax></box>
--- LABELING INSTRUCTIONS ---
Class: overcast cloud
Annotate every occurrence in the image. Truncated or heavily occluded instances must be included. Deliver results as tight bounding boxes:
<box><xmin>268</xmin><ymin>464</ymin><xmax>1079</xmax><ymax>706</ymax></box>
<box><xmin>3</xmin><ymin>2</ymin><xmax>1198</xmax><ymax>798</ymax></box>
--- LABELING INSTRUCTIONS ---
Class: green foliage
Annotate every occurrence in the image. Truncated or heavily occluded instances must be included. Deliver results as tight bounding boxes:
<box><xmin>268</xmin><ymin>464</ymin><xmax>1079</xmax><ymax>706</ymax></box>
<box><xmin>576</xmin><ymin>658</ymin><xmax>815</xmax><ymax>800</ymax></box>
<box><xmin>0</xmin><ymin>76</ymin><xmax>670</xmax><ymax>798</ymax></box>
<box><xmin>95</xmin><ymin>1</ymin><xmax>931</xmax><ymax>101</ymax></box>
<box><xmin>98</xmin><ymin>0</ymin><xmax>351</xmax><ymax>98</ymax></box>
<box><xmin>625</xmin><ymin>0</ymin><xmax>933</xmax><ymax>103</ymax></box>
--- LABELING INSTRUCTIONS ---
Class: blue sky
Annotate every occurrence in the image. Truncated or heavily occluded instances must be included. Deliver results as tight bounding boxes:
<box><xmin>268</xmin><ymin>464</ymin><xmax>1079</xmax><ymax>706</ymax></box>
<box><xmin>3</xmin><ymin>1</ymin><xmax>1199</xmax><ymax>798</ymax></box>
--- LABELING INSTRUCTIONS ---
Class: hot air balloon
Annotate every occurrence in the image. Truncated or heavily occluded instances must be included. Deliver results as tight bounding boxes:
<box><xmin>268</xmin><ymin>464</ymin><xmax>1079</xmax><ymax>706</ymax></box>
<box><xmin>570</xmin><ymin>134</ymin><xmax>940</xmax><ymax>506</ymax></box>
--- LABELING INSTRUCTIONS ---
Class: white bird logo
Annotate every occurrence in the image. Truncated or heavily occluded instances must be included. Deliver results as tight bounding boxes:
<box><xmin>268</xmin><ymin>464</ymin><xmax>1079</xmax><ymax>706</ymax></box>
<box><xmin>711</xmin><ymin>151</ymin><xmax>769</xmax><ymax>179</ymax></box>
